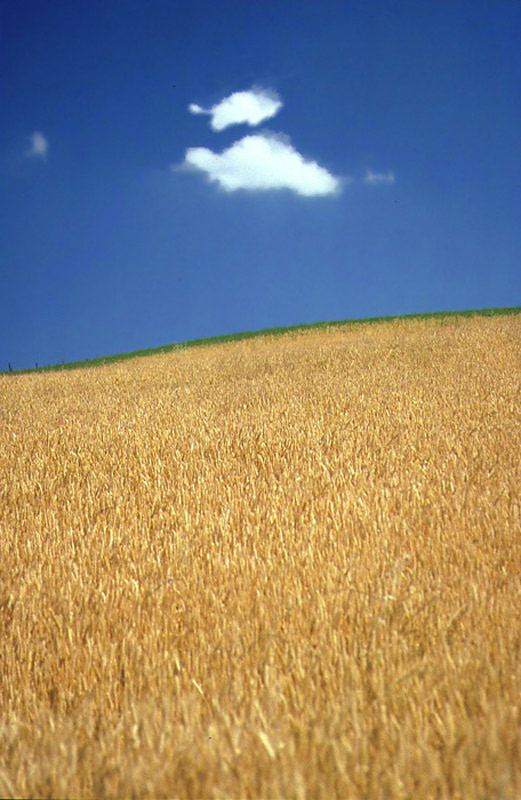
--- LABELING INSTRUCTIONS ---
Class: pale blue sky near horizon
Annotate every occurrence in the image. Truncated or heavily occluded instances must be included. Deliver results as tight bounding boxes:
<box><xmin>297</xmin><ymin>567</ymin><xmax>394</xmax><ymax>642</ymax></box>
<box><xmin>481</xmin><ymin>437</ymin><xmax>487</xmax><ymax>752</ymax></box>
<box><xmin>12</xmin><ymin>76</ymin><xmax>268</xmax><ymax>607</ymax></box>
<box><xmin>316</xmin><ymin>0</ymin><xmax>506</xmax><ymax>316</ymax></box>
<box><xmin>1</xmin><ymin>0</ymin><xmax>520</xmax><ymax>371</ymax></box>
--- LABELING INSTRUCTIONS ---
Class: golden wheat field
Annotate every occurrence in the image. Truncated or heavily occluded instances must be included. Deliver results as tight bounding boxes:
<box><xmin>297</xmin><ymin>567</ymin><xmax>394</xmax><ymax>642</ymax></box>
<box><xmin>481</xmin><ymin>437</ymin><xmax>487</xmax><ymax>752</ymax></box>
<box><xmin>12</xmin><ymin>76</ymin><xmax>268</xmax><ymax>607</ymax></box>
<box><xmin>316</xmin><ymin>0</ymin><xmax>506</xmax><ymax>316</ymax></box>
<box><xmin>1</xmin><ymin>313</ymin><xmax>521</xmax><ymax>800</ymax></box>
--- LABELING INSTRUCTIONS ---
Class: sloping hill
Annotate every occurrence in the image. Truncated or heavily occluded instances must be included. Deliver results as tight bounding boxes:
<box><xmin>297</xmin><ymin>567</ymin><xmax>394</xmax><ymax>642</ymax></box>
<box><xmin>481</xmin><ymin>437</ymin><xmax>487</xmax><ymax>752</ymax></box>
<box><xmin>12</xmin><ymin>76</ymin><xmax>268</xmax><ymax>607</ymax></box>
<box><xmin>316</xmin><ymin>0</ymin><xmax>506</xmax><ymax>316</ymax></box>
<box><xmin>3</xmin><ymin>303</ymin><xmax>520</xmax><ymax>375</ymax></box>
<box><xmin>1</xmin><ymin>311</ymin><xmax>520</xmax><ymax>799</ymax></box>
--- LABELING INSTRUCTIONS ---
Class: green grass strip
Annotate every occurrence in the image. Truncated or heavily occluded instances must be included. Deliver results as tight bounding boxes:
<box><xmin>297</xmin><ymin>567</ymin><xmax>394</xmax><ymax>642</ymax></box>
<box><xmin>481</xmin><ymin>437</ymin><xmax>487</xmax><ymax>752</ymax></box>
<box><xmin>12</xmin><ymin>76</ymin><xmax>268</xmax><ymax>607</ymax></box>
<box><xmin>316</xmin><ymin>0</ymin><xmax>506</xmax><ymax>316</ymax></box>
<box><xmin>3</xmin><ymin>304</ymin><xmax>520</xmax><ymax>376</ymax></box>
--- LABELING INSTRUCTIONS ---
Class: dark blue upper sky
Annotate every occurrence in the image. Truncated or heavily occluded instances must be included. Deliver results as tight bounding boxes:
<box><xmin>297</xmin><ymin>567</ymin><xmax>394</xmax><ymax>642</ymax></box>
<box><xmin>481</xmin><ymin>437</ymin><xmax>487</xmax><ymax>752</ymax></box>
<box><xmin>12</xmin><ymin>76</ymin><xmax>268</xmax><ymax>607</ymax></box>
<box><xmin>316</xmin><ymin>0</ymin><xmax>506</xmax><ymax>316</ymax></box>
<box><xmin>2</xmin><ymin>0</ymin><xmax>520</xmax><ymax>370</ymax></box>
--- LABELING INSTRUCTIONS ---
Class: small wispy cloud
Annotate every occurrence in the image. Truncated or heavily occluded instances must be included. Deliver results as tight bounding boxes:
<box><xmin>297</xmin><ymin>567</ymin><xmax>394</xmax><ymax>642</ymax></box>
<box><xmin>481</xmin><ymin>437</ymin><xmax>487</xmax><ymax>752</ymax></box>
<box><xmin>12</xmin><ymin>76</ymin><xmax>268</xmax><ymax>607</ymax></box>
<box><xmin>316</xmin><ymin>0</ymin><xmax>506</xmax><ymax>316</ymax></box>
<box><xmin>364</xmin><ymin>170</ymin><xmax>395</xmax><ymax>185</ymax></box>
<box><xmin>188</xmin><ymin>87</ymin><xmax>283</xmax><ymax>131</ymax></box>
<box><xmin>177</xmin><ymin>131</ymin><xmax>342</xmax><ymax>197</ymax></box>
<box><xmin>26</xmin><ymin>131</ymin><xmax>49</xmax><ymax>160</ymax></box>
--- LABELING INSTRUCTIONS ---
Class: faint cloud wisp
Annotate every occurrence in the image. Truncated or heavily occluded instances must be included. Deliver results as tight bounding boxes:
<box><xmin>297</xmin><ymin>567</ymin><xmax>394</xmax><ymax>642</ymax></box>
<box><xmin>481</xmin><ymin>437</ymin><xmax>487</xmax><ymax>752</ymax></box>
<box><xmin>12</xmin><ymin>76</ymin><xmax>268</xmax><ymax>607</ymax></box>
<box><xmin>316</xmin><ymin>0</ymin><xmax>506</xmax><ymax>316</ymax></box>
<box><xmin>25</xmin><ymin>132</ymin><xmax>49</xmax><ymax>160</ymax></box>
<box><xmin>364</xmin><ymin>170</ymin><xmax>395</xmax><ymax>185</ymax></box>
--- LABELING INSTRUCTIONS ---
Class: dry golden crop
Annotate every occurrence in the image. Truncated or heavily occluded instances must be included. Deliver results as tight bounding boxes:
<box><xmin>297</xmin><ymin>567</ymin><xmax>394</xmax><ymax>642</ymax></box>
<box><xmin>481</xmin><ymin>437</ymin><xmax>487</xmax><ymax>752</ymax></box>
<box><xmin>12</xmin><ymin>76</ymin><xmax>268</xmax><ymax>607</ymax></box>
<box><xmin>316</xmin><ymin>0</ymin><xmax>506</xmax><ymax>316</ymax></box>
<box><xmin>1</xmin><ymin>314</ymin><xmax>521</xmax><ymax>800</ymax></box>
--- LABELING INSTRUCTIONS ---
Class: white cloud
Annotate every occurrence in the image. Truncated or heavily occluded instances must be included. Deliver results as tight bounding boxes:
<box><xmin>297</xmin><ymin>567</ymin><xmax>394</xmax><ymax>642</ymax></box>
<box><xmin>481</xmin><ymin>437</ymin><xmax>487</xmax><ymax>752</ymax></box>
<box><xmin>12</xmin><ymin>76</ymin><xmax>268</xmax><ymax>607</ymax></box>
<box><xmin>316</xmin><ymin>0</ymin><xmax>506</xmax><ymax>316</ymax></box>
<box><xmin>188</xmin><ymin>87</ymin><xmax>283</xmax><ymax>131</ymax></box>
<box><xmin>178</xmin><ymin>132</ymin><xmax>342</xmax><ymax>197</ymax></box>
<box><xmin>26</xmin><ymin>132</ymin><xmax>49</xmax><ymax>159</ymax></box>
<box><xmin>188</xmin><ymin>103</ymin><xmax>206</xmax><ymax>115</ymax></box>
<box><xmin>364</xmin><ymin>170</ymin><xmax>395</xmax><ymax>185</ymax></box>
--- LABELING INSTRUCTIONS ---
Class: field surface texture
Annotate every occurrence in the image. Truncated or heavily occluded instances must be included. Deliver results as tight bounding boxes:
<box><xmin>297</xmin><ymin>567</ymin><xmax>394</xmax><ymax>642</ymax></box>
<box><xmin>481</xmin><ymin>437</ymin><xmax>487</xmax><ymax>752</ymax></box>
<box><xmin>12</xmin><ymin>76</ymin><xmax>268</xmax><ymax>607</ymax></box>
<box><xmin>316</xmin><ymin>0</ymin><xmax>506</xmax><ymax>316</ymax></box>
<box><xmin>1</xmin><ymin>314</ymin><xmax>521</xmax><ymax>800</ymax></box>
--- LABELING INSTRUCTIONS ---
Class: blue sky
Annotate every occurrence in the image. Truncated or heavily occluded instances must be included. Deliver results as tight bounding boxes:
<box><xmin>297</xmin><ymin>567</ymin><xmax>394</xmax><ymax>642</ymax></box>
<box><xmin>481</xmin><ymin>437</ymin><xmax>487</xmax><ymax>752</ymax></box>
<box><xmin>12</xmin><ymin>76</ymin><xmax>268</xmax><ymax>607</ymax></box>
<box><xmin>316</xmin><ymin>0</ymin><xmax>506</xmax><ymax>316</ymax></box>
<box><xmin>1</xmin><ymin>0</ymin><xmax>520</xmax><ymax>371</ymax></box>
